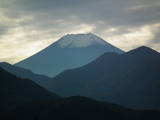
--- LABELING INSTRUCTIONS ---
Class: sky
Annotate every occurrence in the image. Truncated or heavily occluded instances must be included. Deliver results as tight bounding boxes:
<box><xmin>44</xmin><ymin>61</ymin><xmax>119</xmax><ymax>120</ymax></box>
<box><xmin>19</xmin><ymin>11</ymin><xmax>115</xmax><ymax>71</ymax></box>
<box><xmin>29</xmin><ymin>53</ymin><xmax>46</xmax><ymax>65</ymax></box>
<box><xmin>0</xmin><ymin>0</ymin><xmax>160</xmax><ymax>64</ymax></box>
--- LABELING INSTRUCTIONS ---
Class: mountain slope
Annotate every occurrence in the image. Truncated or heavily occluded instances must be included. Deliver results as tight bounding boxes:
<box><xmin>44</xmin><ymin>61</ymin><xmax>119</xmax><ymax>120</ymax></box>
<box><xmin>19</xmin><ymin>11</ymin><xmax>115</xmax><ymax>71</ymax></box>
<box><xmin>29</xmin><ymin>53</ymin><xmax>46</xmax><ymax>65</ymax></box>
<box><xmin>0</xmin><ymin>62</ymin><xmax>51</xmax><ymax>87</ymax></box>
<box><xmin>49</xmin><ymin>46</ymin><xmax>160</xmax><ymax>109</ymax></box>
<box><xmin>0</xmin><ymin>67</ymin><xmax>58</xmax><ymax>113</ymax></box>
<box><xmin>4</xmin><ymin>96</ymin><xmax>160</xmax><ymax>120</ymax></box>
<box><xmin>16</xmin><ymin>33</ymin><xmax>123</xmax><ymax>77</ymax></box>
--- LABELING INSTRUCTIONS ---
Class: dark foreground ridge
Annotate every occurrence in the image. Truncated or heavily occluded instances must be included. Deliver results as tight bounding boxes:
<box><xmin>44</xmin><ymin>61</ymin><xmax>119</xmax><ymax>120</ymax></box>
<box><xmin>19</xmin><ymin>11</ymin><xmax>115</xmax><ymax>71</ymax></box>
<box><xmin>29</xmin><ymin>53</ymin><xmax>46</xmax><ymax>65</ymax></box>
<box><xmin>0</xmin><ymin>67</ymin><xmax>58</xmax><ymax>113</ymax></box>
<box><xmin>2</xmin><ymin>96</ymin><xmax>160</xmax><ymax>120</ymax></box>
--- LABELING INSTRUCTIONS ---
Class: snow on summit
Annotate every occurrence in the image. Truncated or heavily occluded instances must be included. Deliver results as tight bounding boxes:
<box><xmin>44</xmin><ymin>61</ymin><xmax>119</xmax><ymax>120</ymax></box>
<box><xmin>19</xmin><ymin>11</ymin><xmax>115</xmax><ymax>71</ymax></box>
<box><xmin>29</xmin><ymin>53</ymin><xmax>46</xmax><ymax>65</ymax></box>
<box><xmin>56</xmin><ymin>33</ymin><xmax>107</xmax><ymax>48</ymax></box>
<box><xmin>16</xmin><ymin>33</ymin><xmax>123</xmax><ymax>77</ymax></box>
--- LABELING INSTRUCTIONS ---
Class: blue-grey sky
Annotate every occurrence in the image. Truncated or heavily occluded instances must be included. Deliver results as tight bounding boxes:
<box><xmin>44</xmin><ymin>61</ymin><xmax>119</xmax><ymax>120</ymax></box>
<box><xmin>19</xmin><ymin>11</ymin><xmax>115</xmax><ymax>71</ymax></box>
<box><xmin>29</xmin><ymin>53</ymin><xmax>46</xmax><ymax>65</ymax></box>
<box><xmin>0</xmin><ymin>0</ymin><xmax>160</xmax><ymax>63</ymax></box>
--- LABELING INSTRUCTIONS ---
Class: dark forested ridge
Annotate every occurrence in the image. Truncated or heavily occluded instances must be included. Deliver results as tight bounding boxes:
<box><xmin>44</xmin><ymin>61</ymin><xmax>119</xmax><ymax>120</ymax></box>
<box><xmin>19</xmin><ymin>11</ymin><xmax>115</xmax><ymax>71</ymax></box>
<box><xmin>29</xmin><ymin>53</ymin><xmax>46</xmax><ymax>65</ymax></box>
<box><xmin>0</xmin><ymin>67</ymin><xmax>58</xmax><ymax>113</ymax></box>
<box><xmin>2</xmin><ymin>96</ymin><xmax>160</xmax><ymax>120</ymax></box>
<box><xmin>49</xmin><ymin>46</ymin><xmax>160</xmax><ymax>109</ymax></box>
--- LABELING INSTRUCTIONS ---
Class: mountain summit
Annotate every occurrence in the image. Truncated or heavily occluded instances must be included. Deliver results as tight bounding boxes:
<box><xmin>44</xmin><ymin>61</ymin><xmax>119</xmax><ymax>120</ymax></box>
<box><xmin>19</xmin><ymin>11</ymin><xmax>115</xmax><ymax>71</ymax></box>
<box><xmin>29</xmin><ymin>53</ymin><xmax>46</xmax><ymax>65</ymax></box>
<box><xmin>16</xmin><ymin>33</ymin><xmax>123</xmax><ymax>77</ymax></box>
<box><xmin>55</xmin><ymin>33</ymin><xmax>110</xmax><ymax>48</ymax></box>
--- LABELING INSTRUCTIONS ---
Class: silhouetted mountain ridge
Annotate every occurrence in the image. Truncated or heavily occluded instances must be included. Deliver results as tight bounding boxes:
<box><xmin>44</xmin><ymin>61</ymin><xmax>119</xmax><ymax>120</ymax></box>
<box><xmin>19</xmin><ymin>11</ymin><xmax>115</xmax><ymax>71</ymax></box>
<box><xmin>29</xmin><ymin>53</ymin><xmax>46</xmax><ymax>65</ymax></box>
<box><xmin>0</xmin><ymin>67</ymin><xmax>58</xmax><ymax>113</ymax></box>
<box><xmin>0</xmin><ymin>62</ymin><xmax>51</xmax><ymax>88</ymax></box>
<box><xmin>1</xmin><ymin>46</ymin><xmax>160</xmax><ymax>119</ymax></box>
<box><xmin>3</xmin><ymin>96</ymin><xmax>160</xmax><ymax>120</ymax></box>
<box><xmin>49</xmin><ymin>46</ymin><xmax>160</xmax><ymax>109</ymax></box>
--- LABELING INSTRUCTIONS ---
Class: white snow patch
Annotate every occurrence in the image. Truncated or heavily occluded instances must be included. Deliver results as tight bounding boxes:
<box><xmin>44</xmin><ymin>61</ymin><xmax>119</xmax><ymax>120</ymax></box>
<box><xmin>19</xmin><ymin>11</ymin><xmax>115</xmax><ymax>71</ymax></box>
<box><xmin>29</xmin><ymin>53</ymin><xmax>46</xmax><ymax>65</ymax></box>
<box><xmin>57</xmin><ymin>33</ymin><xmax>108</xmax><ymax>48</ymax></box>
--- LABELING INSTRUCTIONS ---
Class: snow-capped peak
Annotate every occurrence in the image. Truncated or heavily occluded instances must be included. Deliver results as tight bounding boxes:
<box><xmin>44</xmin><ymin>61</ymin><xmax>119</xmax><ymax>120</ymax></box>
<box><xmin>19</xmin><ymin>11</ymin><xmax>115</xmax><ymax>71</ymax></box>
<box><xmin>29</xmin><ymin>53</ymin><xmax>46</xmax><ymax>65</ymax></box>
<box><xmin>56</xmin><ymin>33</ymin><xmax>108</xmax><ymax>48</ymax></box>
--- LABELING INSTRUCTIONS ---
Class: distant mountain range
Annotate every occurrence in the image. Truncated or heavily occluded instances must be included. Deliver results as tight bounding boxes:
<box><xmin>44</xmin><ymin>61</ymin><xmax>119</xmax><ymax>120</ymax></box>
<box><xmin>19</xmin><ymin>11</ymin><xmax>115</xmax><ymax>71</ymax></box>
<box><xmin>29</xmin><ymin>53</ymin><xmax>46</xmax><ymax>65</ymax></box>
<box><xmin>0</xmin><ymin>62</ymin><xmax>51</xmax><ymax>87</ymax></box>
<box><xmin>1</xmin><ymin>67</ymin><xmax>160</xmax><ymax>120</ymax></box>
<box><xmin>48</xmin><ymin>46</ymin><xmax>160</xmax><ymax>109</ymax></box>
<box><xmin>0</xmin><ymin>67</ymin><xmax>58</xmax><ymax>113</ymax></box>
<box><xmin>1</xmin><ymin>33</ymin><xmax>160</xmax><ymax>119</ymax></box>
<box><xmin>15</xmin><ymin>33</ymin><xmax>123</xmax><ymax>77</ymax></box>
<box><xmin>1</xmin><ymin>33</ymin><xmax>160</xmax><ymax>110</ymax></box>
<box><xmin>1</xmin><ymin>46</ymin><xmax>160</xmax><ymax>109</ymax></box>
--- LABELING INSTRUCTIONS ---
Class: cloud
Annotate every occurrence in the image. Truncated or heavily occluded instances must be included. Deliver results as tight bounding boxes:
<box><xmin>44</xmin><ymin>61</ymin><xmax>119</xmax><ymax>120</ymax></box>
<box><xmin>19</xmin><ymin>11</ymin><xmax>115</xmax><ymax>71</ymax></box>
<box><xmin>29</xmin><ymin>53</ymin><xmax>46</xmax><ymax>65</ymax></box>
<box><xmin>99</xmin><ymin>24</ymin><xmax>157</xmax><ymax>51</ymax></box>
<box><xmin>0</xmin><ymin>0</ymin><xmax>160</xmax><ymax>63</ymax></box>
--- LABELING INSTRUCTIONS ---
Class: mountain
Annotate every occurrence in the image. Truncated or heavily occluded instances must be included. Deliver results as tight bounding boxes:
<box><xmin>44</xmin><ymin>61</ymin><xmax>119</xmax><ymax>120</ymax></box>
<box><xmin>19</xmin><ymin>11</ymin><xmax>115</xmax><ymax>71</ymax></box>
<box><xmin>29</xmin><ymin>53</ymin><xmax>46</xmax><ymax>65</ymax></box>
<box><xmin>16</xmin><ymin>33</ymin><xmax>124</xmax><ymax>77</ymax></box>
<box><xmin>49</xmin><ymin>46</ymin><xmax>160</xmax><ymax>109</ymax></box>
<box><xmin>0</xmin><ymin>67</ymin><xmax>58</xmax><ymax>113</ymax></box>
<box><xmin>3</xmin><ymin>96</ymin><xmax>160</xmax><ymax>120</ymax></box>
<box><xmin>0</xmin><ymin>62</ymin><xmax>51</xmax><ymax>88</ymax></box>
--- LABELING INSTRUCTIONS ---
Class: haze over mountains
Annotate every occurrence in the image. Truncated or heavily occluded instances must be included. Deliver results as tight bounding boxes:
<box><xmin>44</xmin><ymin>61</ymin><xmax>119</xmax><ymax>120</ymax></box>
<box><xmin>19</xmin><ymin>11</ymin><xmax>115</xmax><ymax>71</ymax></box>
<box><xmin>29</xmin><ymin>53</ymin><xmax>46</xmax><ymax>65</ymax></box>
<box><xmin>1</xmin><ymin>64</ymin><xmax>160</xmax><ymax>120</ymax></box>
<box><xmin>48</xmin><ymin>46</ymin><xmax>160</xmax><ymax>109</ymax></box>
<box><xmin>0</xmin><ymin>62</ymin><xmax>51</xmax><ymax>87</ymax></box>
<box><xmin>16</xmin><ymin>33</ymin><xmax>123</xmax><ymax>77</ymax></box>
<box><xmin>1</xmin><ymin>33</ymin><xmax>160</xmax><ymax>120</ymax></box>
<box><xmin>2</xmin><ymin>46</ymin><xmax>160</xmax><ymax>109</ymax></box>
